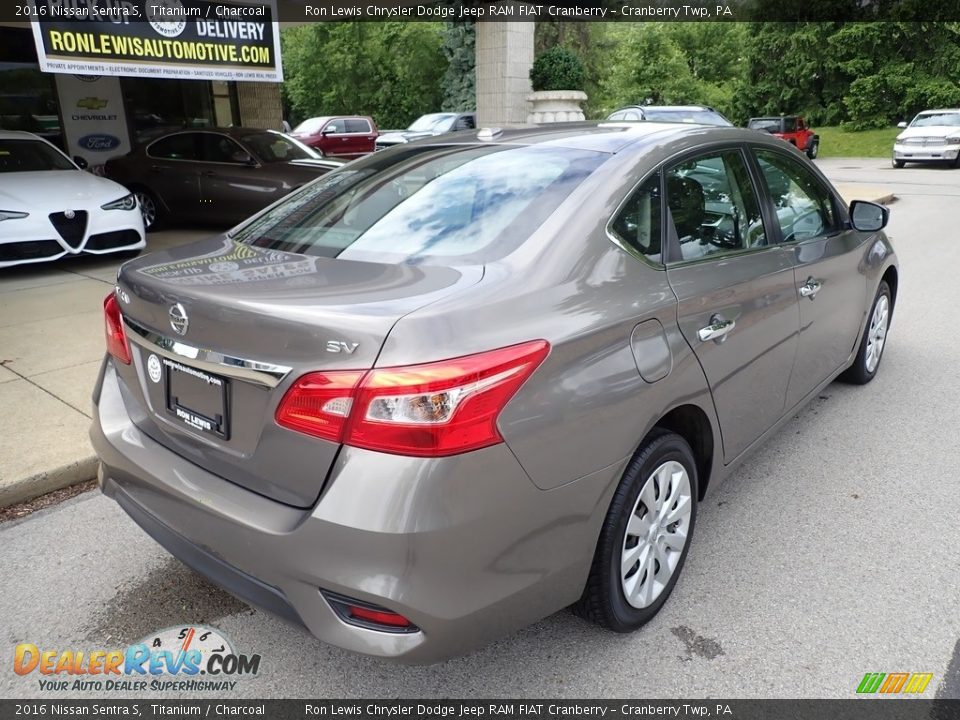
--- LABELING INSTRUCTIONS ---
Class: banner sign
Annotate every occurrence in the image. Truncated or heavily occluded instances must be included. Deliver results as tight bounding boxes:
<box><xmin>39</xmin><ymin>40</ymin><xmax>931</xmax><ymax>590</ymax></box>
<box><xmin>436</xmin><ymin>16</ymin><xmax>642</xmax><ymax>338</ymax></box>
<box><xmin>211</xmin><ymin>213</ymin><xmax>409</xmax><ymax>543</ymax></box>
<box><xmin>29</xmin><ymin>0</ymin><xmax>282</xmax><ymax>82</ymax></box>
<box><xmin>54</xmin><ymin>73</ymin><xmax>131</xmax><ymax>171</ymax></box>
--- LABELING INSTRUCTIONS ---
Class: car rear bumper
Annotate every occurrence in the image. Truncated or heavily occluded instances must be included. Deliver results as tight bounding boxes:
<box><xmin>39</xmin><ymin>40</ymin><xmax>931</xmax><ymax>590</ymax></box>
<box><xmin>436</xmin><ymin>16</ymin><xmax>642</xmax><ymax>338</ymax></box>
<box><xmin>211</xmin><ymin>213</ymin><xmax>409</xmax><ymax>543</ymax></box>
<box><xmin>893</xmin><ymin>144</ymin><xmax>960</xmax><ymax>161</ymax></box>
<box><xmin>91</xmin><ymin>361</ymin><xmax>621</xmax><ymax>663</ymax></box>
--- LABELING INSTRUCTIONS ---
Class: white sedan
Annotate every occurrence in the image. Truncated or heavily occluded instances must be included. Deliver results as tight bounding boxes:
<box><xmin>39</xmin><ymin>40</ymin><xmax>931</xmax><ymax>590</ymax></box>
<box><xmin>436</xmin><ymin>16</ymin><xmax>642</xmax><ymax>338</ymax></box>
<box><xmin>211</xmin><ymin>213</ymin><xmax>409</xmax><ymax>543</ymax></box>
<box><xmin>0</xmin><ymin>131</ymin><xmax>145</xmax><ymax>269</ymax></box>
<box><xmin>892</xmin><ymin>108</ymin><xmax>960</xmax><ymax>168</ymax></box>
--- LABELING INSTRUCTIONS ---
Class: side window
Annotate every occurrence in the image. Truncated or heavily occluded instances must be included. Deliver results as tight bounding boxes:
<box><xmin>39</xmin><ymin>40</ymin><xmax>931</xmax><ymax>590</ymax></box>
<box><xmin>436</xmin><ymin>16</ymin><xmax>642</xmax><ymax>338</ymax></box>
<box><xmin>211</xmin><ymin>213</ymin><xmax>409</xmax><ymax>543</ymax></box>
<box><xmin>755</xmin><ymin>149</ymin><xmax>837</xmax><ymax>242</ymax></box>
<box><xmin>324</xmin><ymin>119</ymin><xmax>345</xmax><ymax>134</ymax></box>
<box><xmin>148</xmin><ymin>133</ymin><xmax>199</xmax><ymax>161</ymax></box>
<box><xmin>344</xmin><ymin>118</ymin><xmax>370</xmax><ymax>133</ymax></box>
<box><xmin>665</xmin><ymin>149</ymin><xmax>766</xmax><ymax>262</ymax></box>
<box><xmin>783</xmin><ymin>117</ymin><xmax>797</xmax><ymax>132</ymax></box>
<box><xmin>610</xmin><ymin>173</ymin><xmax>662</xmax><ymax>263</ymax></box>
<box><xmin>198</xmin><ymin>134</ymin><xmax>247</xmax><ymax>164</ymax></box>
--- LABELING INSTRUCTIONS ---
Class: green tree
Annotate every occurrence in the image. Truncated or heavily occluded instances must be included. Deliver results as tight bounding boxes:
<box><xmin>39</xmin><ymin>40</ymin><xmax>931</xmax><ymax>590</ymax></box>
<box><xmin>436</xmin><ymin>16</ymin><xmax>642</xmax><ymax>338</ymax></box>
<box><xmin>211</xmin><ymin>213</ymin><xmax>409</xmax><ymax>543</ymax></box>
<box><xmin>440</xmin><ymin>21</ymin><xmax>475</xmax><ymax>112</ymax></box>
<box><xmin>281</xmin><ymin>22</ymin><xmax>445</xmax><ymax>130</ymax></box>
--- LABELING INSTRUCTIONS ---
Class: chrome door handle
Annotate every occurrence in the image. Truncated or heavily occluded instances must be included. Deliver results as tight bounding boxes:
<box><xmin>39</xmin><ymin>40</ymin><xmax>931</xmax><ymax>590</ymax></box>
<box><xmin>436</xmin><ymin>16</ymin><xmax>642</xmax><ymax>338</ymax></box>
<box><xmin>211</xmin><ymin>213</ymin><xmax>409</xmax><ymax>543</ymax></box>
<box><xmin>698</xmin><ymin>316</ymin><xmax>736</xmax><ymax>342</ymax></box>
<box><xmin>799</xmin><ymin>278</ymin><xmax>822</xmax><ymax>299</ymax></box>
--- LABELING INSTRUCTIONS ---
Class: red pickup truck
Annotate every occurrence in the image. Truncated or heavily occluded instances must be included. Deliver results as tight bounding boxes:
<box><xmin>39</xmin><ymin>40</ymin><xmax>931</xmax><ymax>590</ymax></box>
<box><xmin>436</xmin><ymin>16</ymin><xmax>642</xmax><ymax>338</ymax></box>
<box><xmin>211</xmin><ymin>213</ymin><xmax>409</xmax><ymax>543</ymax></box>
<box><xmin>748</xmin><ymin>116</ymin><xmax>820</xmax><ymax>159</ymax></box>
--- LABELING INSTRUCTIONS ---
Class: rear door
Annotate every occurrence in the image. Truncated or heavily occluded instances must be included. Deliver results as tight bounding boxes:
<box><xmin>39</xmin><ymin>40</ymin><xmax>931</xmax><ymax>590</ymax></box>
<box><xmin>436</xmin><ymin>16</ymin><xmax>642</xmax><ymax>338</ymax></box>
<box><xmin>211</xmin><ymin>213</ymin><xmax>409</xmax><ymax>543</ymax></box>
<box><xmin>751</xmin><ymin>147</ymin><xmax>867</xmax><ymax>408</ymax></box>
<box><xmin>664</xmin><ymin>147</ymin><xmax>800</xmax><ymax>461</ymax></box>
<box><xmin>144</xmin><ymin>132</ymin><xmax>203</xmax><ymax>216</ymax></box>
<box><xmin>343</xmin><ymin>118</ymin><xmax>376</xmax><ymax>156</ymax></box>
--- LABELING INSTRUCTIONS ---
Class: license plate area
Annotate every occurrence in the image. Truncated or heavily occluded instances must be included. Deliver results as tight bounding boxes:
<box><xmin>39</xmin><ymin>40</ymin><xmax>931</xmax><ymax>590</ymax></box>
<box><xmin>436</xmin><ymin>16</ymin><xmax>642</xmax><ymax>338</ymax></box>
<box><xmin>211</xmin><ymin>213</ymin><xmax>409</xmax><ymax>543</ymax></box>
<box><xmin>164</xmin><ymin>358</ymin><xmax>230</xmax><ymax>440</ymax></box>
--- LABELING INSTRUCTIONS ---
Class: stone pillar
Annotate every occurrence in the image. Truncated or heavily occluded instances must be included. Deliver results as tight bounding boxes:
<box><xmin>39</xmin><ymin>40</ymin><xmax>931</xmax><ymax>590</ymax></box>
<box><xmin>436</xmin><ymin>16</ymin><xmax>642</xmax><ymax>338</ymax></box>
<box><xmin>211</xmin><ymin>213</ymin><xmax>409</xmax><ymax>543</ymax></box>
<box><xmin>235</xmin><ymin>81</ymin><xmax>284</xmax><ymax>130</ymax></box>
<box><xmin>476</xmin><ymin>20</ymin><xmax>534</xmax><ymax>127</ymax></box>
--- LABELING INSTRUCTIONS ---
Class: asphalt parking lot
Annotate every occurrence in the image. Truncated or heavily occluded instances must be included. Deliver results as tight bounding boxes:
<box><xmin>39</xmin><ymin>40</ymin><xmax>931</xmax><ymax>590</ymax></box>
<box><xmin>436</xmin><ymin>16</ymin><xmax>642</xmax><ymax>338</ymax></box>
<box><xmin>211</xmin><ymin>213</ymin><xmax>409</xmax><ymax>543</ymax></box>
<box><xmin>1</xmin><ymin>158</ymin><xmax>959</xmax><ymax>699</ymax></box>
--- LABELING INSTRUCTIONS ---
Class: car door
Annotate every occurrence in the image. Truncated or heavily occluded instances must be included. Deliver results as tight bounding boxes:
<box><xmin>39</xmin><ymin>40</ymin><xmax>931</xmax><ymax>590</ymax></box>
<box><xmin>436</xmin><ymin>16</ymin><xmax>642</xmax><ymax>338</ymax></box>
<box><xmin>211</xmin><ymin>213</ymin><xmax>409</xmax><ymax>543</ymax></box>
<box><xmin>196</xmin><ymin>133</ymin><xmax>280</xmax><ymax>224</ymax></box>
<box><xmin>144</xmin><ymin>132</ymin><xmax>203</xmax><ymax>217</ymax></box>
<box><xmin>752</xmin><ymin>147</ymin><xmax>868</xmax><ymax>408</ymax></box>
<box><xmin>664</xmin><ymin>147</ymin><xmax>800</xmax><ymax>462</ymax></box>
<box><xmin>318</xmin><ymin>118</ymin><xmax>351</xmax><ymax>157</ymax></box>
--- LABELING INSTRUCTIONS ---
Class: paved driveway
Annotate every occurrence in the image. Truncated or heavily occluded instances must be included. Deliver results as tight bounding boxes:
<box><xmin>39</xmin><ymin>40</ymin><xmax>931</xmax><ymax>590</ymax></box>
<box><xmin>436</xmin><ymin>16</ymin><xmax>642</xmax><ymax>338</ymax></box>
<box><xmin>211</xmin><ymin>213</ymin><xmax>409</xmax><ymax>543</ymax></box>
<box><xmin>1</xmin><ymin>161</ymin><xmax>959</xmax><ymax>699</ymax></box>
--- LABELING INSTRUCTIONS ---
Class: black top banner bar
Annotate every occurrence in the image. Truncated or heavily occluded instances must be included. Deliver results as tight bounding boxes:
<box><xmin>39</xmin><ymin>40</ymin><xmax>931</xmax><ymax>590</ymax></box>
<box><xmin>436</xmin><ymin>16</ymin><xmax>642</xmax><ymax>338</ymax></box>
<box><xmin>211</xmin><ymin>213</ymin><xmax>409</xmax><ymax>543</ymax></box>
<box><xmin>3</xmin><ymin>699</ymin><xmax>960</xmax><ymax>719</ymax></box>
<box><xmin>7</xmin><ymin>0</ymin><xmax>960</xmax><ymax>24</ymax></box>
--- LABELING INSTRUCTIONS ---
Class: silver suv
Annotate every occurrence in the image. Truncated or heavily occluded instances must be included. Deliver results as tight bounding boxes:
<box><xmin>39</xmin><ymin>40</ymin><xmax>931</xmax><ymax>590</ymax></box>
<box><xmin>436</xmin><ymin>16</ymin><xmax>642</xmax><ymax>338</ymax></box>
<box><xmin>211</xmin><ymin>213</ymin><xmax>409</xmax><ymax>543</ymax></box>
<box><xmin>92</xmin><ymin>124</ymin><xmax>897</xmax><ymax>663</ymax></box>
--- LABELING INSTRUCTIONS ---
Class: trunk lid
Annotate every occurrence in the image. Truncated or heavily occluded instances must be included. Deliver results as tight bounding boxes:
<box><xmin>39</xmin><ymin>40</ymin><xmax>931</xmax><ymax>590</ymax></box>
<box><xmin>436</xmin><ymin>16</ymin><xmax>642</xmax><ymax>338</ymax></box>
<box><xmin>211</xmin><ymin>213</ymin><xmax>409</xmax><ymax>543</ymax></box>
<box><xmin>114</xmin><ymin>235</ymin><xmax>482</xmax><ymax>507</ymax></box>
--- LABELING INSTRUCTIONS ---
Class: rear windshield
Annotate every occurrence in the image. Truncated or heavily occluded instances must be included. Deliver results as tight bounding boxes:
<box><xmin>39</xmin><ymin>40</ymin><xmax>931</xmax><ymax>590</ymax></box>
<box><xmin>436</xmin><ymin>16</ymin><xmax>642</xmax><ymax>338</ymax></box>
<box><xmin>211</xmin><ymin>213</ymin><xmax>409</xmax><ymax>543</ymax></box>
<box><xmin>644</xmin><ymin>109</ymin><xmax>732</xmax><ymax>126</ymax></box>
<box><xmin>231</xmin><ymin>144</ymin><xmax>606</xmax><ymax>264</ymax></box>
<box><xmin>748</xmin><ymin>118</ymin><xmax>782</xmax><ymax>132</ymax></box>
<box><xmin>0</xmin><ymin>139</ymin><xmax>75</xmax><ymax>172</ymax></box>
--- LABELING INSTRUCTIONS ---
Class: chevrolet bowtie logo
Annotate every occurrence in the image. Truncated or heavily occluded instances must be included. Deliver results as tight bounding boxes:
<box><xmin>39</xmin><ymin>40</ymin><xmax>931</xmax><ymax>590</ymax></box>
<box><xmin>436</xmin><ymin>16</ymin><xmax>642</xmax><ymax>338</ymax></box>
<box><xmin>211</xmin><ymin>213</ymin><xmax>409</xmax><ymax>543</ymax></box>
<box><xmin>76</xmin><ymin>97</ymin><xmax>108</xmax><ymax>110</ymax></box>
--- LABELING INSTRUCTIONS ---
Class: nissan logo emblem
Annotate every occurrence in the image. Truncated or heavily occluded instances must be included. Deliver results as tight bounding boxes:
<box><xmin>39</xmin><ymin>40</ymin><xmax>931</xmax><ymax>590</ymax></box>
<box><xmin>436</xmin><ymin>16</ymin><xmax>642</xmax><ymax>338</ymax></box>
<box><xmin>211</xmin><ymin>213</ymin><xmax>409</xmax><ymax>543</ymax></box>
<box><xmin>169</xmin><ymin>303</ymin><xmax>189</xmax><ymax>336</ymax></box>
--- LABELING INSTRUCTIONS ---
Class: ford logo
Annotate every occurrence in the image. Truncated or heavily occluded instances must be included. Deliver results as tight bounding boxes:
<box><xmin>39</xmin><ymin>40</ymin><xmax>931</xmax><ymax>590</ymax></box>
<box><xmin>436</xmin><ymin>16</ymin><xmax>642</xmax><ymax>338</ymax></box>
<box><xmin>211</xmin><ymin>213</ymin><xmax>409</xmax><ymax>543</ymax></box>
<box><xmin>79</xmin><ymin>134</ymin><xmax>121</xmax><ymax>152</ymax></box>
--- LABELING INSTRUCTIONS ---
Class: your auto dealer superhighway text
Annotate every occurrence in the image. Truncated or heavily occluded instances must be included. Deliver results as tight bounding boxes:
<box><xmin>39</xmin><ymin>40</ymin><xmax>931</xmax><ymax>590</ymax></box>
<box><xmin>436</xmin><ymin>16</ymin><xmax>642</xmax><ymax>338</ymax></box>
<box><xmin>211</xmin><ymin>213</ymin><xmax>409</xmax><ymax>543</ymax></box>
<box><xmin>305</xmin><ymin>705</ymin><xmax>731</xmax><ymax>717</ymax></box>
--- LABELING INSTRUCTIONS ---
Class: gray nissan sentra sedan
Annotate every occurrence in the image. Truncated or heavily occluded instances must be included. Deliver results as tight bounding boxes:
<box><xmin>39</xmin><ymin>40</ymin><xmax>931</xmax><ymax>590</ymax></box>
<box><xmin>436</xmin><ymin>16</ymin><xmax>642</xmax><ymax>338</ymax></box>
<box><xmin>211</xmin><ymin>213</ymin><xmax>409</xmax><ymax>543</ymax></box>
<box><xmin>91</xmin><ymin>123</ymin><xmax>898</xmax><ymax>663</ymax></box>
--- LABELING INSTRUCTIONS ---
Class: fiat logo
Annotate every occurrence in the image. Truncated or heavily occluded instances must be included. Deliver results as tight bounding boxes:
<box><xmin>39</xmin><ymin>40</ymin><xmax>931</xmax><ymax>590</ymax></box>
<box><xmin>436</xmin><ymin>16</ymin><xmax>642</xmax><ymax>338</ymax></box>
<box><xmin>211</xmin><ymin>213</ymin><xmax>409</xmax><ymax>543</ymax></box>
<box><xmin>169</xmin><ymin>303</ymin><xmax>189</xmax><ymax>336</ymax></box>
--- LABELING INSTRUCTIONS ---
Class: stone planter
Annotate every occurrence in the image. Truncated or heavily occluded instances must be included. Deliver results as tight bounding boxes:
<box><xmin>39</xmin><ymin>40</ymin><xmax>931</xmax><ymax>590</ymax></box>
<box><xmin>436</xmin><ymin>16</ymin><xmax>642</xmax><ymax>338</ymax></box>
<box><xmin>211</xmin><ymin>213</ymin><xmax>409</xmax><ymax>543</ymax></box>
<box><xmin>526</xmin><ymin>90</ymin><xmax>587</xmax><ymax>124</ymax></box>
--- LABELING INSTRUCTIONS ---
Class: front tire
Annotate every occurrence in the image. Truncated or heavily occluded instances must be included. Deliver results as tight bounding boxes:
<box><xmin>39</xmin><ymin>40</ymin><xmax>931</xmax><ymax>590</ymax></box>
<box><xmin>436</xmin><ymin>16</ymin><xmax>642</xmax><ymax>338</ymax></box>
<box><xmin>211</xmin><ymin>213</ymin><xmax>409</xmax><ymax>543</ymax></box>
<box><xmin>133</xmin><ymin>188</ymin><xmax>162</xmax><ymax>232</ymax></box>
<box><xmin>807</xmin><ymin>139</ymin><xmax>819</xmax><ymax>159</ymax></box>
<box><xmin>892</xmin><ymin>158</ymin><xmax>905</xmax><ymax>168</ymax></box>
<box><xmin>840</xmin><ymin>280</ymin><xmax>892</xmax><ymax>385</ymax></box>
<box><xmin>574</xmin><ymin>430</ymin><xmax>698</xmax><ymax>632</ymax></box>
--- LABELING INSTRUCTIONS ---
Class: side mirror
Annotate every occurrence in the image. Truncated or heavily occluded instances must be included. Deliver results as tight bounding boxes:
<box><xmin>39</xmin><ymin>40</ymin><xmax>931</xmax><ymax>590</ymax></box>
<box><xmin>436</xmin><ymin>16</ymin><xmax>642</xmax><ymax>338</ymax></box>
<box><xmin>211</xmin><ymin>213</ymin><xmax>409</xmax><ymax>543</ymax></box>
<box><xmin>897</xmin><ymin>121</ymin><xmax>908</xmax><ymax>129</ymax></box>
<box><xmin>321</xmin><ymin>128</ymin><xmax>335</xmax><ymax>136</ymax></box>
<box><xmin>73</xmin><ymin>155</ymin><xmax>88</xmax><ymax>169</ymax></box>
<box><xmin>849</xmin><ymin>200</ymin><xmax>889</xmax><ymax>232</ymax></box>
<box><xmin>231</xmin><ymin>150</ymin><xmax>254</xmax><ymax>165</ymax></box>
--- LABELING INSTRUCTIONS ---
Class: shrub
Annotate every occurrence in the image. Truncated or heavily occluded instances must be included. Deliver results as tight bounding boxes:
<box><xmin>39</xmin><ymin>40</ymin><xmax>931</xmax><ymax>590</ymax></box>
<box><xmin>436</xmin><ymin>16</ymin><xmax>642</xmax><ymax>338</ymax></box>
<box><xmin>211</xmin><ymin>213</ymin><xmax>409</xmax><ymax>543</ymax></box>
<box><xmin>530</xmin><ymin>46</ymin><xmax>585</xmax><ymax>92</ymax></box>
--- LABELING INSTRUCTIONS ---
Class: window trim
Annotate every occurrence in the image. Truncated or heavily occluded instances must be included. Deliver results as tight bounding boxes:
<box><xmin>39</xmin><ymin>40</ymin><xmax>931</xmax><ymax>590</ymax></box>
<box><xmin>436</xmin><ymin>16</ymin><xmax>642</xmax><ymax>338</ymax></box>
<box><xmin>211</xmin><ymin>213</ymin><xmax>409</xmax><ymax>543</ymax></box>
<box><xmin>146</xmin><ymin>131</ymin><xmax>262</xmax><ymax>167</ymax></box>
<box><xmin>747</xmin><ymin>144</ymin><xmax>846</xmax><ymax>247</ymax></box>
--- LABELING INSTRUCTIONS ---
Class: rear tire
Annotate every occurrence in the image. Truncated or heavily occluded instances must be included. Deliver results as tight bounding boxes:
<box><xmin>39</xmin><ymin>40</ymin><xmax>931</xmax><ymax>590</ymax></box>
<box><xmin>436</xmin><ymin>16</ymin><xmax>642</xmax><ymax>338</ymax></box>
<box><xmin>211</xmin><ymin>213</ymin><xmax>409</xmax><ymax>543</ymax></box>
<box><xmin>573</xmin><ymin>430</ymin><xmax>698</xmax><ymax>632</ymax></box>
<box><xmin>806</xmin><ymin>140</ymin><xmax>819</xmax><ymax>159</ymax></box>
<box><xmin>840</xmin><ymin>280</ymin><xmax>891</xmax><ymax>385</ymax></box>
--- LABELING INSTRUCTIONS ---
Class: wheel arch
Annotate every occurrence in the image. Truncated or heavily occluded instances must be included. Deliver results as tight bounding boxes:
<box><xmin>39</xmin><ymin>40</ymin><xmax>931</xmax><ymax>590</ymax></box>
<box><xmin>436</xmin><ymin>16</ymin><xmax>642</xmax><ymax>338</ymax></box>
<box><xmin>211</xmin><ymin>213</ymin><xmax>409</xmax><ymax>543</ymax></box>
<box><xmin>652</xmin><ymin>404</ymin><xmax>715</xmax><ymax>500</ymax></box>
<box><xmin>881</xmin><ymin>264</ymin><xmax>898</xmax><ymax>312</ymax></box>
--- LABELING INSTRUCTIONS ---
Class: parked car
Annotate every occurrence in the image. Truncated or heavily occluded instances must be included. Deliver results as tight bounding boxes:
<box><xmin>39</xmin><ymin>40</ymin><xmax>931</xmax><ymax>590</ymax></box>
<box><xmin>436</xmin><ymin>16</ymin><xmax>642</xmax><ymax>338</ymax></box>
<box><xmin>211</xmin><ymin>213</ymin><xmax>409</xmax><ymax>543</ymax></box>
<box><xmin>747</xmin><ymin>116</ymin><xmax>819</xmax><ymax>159</ymax></box>
<box><xmin>892</xmin><ymin>108</ymin><xmax>960</xmax><ymax>168</ymax></box>
<box><xmin>375</xmin><ymin>112</ymin><xmax>477</xmax><ymax>150</ymax></box>
<box><xmin>92</xmin><ymin>124</ymin><xmax>897</xmax><ymax>663</ymax></box>
<box><xmin>104</xmin><ymin>128</ymin><xmax>341</xmax><ymax>231</ymax></box>
<box><xmin>0</xmin><ymin>131</ymin><xmax>144</xmax><ymax>269</ymax></box>
<box><xmin>607</xmin><ymin>105</ymin><xmax>733</xmax><ymax>126</ymax></box>
<box><xmin>290</xmin><ymin>116</ymin><xmax>378</xmax><ymax>158</ymax></box>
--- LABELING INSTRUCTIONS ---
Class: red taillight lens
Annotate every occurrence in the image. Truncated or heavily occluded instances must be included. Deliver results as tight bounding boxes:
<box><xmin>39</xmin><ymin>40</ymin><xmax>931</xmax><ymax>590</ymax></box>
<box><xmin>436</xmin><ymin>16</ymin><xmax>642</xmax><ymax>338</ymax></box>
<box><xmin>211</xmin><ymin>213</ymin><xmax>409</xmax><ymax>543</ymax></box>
<box><xmin>275</xmin><ymin>340</ymin><xmax>550</xmax><ymax>457</ymax></box>
<box><xmin>347</xmin><ymin>605</ymin><xmax>413</xmax><ymax>629</ymax></box>
<box><xmin>103</xmin><ymin>293</ymin><xmax>131</xmax><ymax>365</ymax></box>
<box><xmin>274</xmin><ymin>370</ymin><xmax>365</xmax><ymax>442</ymax></box>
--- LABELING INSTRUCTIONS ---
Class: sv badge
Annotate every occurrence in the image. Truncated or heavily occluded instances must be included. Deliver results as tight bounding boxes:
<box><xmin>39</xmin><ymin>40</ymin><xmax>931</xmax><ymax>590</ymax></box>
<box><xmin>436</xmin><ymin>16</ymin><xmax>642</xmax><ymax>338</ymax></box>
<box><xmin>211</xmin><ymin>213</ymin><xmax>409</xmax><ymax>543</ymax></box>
<box><xmin>326</xmin><ymin>341</ymin><xmax>359</xmax><ymax>354</ymax></box>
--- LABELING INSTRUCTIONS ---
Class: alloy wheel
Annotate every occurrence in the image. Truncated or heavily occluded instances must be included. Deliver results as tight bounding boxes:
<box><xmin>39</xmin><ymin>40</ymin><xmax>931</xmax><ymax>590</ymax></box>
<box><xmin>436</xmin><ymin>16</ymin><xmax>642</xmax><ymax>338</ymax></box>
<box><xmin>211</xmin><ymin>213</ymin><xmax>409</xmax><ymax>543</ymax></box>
<box><xmin>135</xmin><ymin>191</ymin><xmax>156</xmax><ymax>229</ymax></box>
<box><xmin>865</xmin><ymin>294</ymin><xmax>889</xmax><ymax>373</ymax></box>
<box><xmin>621</xmin><ymin>460</ymin><xmax>692</xmax><ymax>609</ymax></box>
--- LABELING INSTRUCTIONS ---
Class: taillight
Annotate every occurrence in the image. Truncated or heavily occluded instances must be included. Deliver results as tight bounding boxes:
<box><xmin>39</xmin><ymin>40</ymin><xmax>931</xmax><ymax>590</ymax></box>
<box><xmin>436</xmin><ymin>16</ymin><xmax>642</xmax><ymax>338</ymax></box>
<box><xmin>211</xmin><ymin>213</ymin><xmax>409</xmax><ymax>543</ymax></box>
<box><xmin>274</xmin><ymin>370</ymin><xmax>364</xmax><ymax>443</ymax></box>
<box><xmin>275</xmin><ymin>340</ymin><xmax>549</xmax><ymax>457</ymax></box>
<box><xmin>103</xmin><ymin>293</ymin><xmax>131</xmax><ymax>365</ymax></box>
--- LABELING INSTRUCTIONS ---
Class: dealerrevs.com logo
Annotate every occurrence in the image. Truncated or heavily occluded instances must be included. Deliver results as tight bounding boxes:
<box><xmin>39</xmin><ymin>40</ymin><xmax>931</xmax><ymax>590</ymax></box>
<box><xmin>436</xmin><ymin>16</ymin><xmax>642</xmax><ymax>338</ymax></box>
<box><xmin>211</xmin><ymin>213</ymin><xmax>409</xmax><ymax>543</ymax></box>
<box><xmin>13</xmin><ymin>625</ymin><xmax>261</xmax><ymax>692</ymax></box>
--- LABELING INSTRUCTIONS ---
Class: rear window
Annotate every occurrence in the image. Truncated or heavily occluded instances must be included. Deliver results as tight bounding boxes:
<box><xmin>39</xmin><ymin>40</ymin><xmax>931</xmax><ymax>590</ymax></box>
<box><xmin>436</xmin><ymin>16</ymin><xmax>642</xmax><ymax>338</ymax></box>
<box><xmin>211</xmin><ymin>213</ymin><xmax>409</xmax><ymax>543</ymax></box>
<box><xmin>231</xmin><ymin>144</ymin><xmax>606</xmax><ymax>264</ymax></box>
<box><xmin>344</xmin><ymin>118</ymin><xmax>371</xmax><ymax>133</ymax></box>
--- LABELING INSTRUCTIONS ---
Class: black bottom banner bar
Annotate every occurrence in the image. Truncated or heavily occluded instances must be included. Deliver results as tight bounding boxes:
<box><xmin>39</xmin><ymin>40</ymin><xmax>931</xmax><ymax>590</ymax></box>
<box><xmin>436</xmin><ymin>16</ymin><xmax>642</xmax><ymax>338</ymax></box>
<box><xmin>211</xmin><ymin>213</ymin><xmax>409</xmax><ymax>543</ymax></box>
<box><xmin>1</xmin><ymin>700</ymin><xmax>958</xmax><ymax>720</ymax></box>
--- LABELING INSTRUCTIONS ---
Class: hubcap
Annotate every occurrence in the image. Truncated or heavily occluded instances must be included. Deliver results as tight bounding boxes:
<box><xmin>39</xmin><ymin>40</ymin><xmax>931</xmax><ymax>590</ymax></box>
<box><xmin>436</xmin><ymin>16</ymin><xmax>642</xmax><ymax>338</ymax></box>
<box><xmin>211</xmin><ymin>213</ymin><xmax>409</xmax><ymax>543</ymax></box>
<box><xmin>865</xmin><ymin>294</ymin><xmax>889</xmax><ymax>373</ymax></box>
<box><xmin>136</xmin><ymin>192</ymin><xmax>156</xmax><ymax>229</ymax></box>
<box><xmin>621</xmin><ymin>460</ymin><xmax>692</xmax><ymax>609</ymax></box>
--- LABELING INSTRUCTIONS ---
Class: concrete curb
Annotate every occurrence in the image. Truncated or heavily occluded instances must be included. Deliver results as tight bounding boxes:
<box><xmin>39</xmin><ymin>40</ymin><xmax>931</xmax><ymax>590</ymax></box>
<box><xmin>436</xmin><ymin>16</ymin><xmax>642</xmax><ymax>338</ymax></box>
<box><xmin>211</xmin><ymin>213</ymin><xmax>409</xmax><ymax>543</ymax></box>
<box><xmin>0</xmin><ymin>456</ymin><xmax>98</xmax><ymax>508</ymax></box>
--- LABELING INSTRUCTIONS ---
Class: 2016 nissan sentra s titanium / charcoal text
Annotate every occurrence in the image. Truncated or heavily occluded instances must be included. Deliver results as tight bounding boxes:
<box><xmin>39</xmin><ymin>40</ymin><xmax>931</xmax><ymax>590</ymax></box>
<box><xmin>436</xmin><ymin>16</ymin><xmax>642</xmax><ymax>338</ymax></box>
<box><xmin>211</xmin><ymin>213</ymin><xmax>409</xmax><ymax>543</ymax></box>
<box><xmin>91</xmin><ymin>124</ymin><xmax>898</xmax><ymax>663</ymax></box>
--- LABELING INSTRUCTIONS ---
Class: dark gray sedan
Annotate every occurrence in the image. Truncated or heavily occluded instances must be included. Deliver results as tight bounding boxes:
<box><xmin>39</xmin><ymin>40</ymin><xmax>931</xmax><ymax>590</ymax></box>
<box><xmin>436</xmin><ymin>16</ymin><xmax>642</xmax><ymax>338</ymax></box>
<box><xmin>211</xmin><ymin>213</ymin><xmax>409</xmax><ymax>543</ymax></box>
<box><xmin>104</xmin><ymin>128</ymin><xmax>341</xmax><ymax>231</ymax></box>
<box><xmin>91</xmin><ymin>123</ymin><xmax>897</xmax><ymax>663</ymax></box>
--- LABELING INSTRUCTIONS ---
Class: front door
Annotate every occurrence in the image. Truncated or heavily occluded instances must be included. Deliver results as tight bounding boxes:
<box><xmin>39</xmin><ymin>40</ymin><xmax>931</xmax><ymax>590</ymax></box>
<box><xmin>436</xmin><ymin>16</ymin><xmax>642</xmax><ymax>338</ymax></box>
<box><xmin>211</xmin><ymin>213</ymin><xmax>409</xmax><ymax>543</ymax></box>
<box><xmin>664</xmin><ymin>148</ymin><xmax>800</xmax><ymax>462</ymax></box>
<box><xmin>196</xmin><ymin>133</ymin><xmax>279</xmax><ymax>224</ymax></box>
<box><xmin>144</xmin><ymin>132</ymin><xmax>203</xmax><ymax>217</ymax></box>
<box><xmin>752</xmin><ymin>148</ymin><xmax>868</xmax><ymax>408</ymax></box>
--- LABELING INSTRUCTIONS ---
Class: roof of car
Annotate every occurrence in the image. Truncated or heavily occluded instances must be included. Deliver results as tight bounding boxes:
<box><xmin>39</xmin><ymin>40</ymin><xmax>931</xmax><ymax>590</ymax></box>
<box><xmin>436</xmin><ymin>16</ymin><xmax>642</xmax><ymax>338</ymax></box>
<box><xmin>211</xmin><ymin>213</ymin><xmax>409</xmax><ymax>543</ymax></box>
<box><xmin>614</xmin><ymin>105</ymin><xmax>716</xmax><ymax>112</ymax></box>
<box><xmin>426</xmin><ymin>122</ymin><xmax>759</xmax><ymax>154</ymax></box>
<box><xmin>917</xmin><ymin>109</ymin><xmax>960</xmax><ymax>114</ymax></box>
